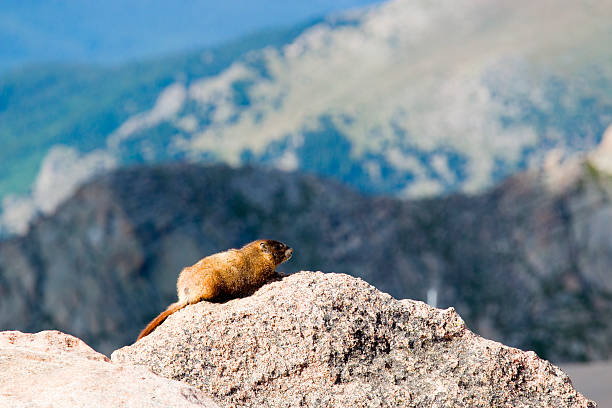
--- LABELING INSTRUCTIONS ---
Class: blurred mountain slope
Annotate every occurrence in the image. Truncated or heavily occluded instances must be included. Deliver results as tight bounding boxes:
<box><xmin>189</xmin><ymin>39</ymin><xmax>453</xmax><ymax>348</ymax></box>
<box><xmin>1</xmin><ymin>0</ymin><xmax>612</xmax><ymax>235</ymax></box>
<box><xmin>0</xmin><ymin>22</ymin><xmax>314</xmax><ymax>200</ymax></box>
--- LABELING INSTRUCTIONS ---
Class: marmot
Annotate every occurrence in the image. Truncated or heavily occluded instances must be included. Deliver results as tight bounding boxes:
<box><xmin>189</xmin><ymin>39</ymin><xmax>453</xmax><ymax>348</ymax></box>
<box><xmin>136</xmin><ymin>239</ymin><xmax>293</xmax><ymax>341</ymax></box>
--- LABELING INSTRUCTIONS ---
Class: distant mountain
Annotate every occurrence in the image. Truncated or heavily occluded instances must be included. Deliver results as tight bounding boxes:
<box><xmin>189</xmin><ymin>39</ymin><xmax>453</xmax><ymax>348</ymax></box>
<box><xmin>0</xmin><ymin>0</ymin><xmax>383</xmax><ymax>70</ymax></box>
<box><xmin>2</xmin><ymin>0</ymin><xmax>612</xmax><ymax>234</ymax></box>
<box><xmin>0</xmin><ymin>21</ymin><xmax>317</xmax><ymax>233</ymax></box>
<box><xmin>1</xmin><ymin>137</ymin><xmax>612</xmax><ymax>362</ymax></box>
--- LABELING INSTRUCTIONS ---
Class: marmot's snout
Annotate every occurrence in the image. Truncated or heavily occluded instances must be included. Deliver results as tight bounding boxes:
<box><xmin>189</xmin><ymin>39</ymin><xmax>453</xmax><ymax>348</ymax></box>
<box><xmin>284</xmin><ymin>248</ymin><xmax>293</xmax><ymax>260</ymax></box>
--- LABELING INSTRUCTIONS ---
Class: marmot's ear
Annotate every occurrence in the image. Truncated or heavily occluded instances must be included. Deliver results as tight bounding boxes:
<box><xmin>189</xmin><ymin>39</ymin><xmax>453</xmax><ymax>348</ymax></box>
<box><xmin>259</xmin><ymin>242</ymin><xmax>268</xmax><ymax>252</ymax></box>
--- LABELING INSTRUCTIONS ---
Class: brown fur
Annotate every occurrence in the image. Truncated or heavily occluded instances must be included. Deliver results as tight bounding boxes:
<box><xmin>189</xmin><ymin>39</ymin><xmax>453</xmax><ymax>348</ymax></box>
<box><xmin>136</xmin><ymin>239</ymin><xmax>292</xmax><ymax>341</ymax></box>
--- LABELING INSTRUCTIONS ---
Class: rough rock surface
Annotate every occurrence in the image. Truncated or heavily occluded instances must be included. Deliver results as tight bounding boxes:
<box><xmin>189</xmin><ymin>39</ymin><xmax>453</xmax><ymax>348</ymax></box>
<box><xmin>0</xmin><ymin>330</ymin><xmax>219</xmax><ymax>408</ymax></box>
<box><xmin>112</xmin><ymin>272</ymin><xmax>595</xmax><ymax>407</ymax></box>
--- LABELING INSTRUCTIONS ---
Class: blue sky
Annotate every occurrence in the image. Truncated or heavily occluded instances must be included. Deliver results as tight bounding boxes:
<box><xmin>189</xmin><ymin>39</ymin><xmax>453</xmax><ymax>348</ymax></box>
<box><xmin>0</xmin><ymin>0</ymin><xmax>384</xmax><ymax>70</ymax></box>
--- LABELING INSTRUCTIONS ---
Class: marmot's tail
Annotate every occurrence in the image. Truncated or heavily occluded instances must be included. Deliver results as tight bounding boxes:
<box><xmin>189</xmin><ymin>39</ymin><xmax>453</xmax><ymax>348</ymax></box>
<box><xmin>136</xmin><ymin>302</ymin><xmax>185</xmax><ymax>341</ymax></box>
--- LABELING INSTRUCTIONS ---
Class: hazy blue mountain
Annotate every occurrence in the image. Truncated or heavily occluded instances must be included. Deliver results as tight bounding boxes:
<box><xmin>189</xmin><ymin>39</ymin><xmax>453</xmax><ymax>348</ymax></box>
<box><xmin>0</xmin><ymin>22</ymin><xmax>315</xmax><ymax>211</ymax></box>
<box><xmin>0</xmin><ymin>0</ymin><xmax>383</xmax><ymax>70</ymax></box>
<box><xmin>1</xmin><ymin>0</ymin><xmax>612</xmax><ymax>234</ymax></box>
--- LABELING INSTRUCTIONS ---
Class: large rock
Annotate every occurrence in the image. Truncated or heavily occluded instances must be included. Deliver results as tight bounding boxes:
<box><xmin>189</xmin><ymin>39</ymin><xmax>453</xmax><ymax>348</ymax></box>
<box><xmin>112</xmin><ymin>272</ymin><xmax>595</xmax><ymax>407</ymax></box>
<box><xmin>0</xmin><ymin>330</ymin><xmax>219</xmax><ymax>408</ymax></box>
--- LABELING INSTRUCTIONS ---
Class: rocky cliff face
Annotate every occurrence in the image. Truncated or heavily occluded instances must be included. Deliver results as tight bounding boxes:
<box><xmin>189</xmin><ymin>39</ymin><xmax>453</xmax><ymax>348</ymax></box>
<box><xmin>1</xmin><ymin>150</ymin><xmax>611</xmax><ymax>361</ymax></box>
<box><xmin>111</xmin><ymin>271</ymin><xmax>595</xmax><ymax>408</ymax></box>
<box><xmin>422</xmin><ymin>155</ymin><xmax>612</xmax><ymax>362</ymax></box>
<box><xmin>0</xmin><ymin>163</ymin><xmax>417</xmax><ymax>354</ymax></box>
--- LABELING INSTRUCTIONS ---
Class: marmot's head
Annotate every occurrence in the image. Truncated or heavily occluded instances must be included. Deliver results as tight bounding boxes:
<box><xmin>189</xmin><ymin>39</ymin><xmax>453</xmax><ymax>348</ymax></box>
<box><xmin>252</xmin><ymin>239</ymin><xmax>293</xmax><ymax>266</ymax></box>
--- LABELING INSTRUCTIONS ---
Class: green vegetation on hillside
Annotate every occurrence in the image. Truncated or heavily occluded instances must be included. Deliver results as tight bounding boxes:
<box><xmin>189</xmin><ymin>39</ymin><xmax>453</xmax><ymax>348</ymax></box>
<box><xmin>0</xmin><ymin>21</ymin><xmax>316</xmax><ymax>199</ymax></box>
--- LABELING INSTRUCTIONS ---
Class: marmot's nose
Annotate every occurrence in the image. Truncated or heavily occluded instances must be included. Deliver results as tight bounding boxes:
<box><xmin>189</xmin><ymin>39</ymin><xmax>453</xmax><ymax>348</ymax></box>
<box><xmin>285</xmin><ymin>248</ymin><xmax>293</xmax><ymax>259</ymax></box>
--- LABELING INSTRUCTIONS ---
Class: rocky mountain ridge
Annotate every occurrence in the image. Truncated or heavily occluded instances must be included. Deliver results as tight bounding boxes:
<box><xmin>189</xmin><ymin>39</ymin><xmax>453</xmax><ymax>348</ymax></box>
<box><xmin>1</xmin><ymin>141</ymin><xmax>612</xmax><ymax>362</ymax></box>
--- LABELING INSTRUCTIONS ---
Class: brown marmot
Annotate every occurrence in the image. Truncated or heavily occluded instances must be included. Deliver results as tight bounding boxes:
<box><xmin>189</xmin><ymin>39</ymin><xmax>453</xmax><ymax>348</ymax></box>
<box><xmin>136</xmin><ymin>239</ymin><xmax>293</xmax><ymax>341</ymax></box>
